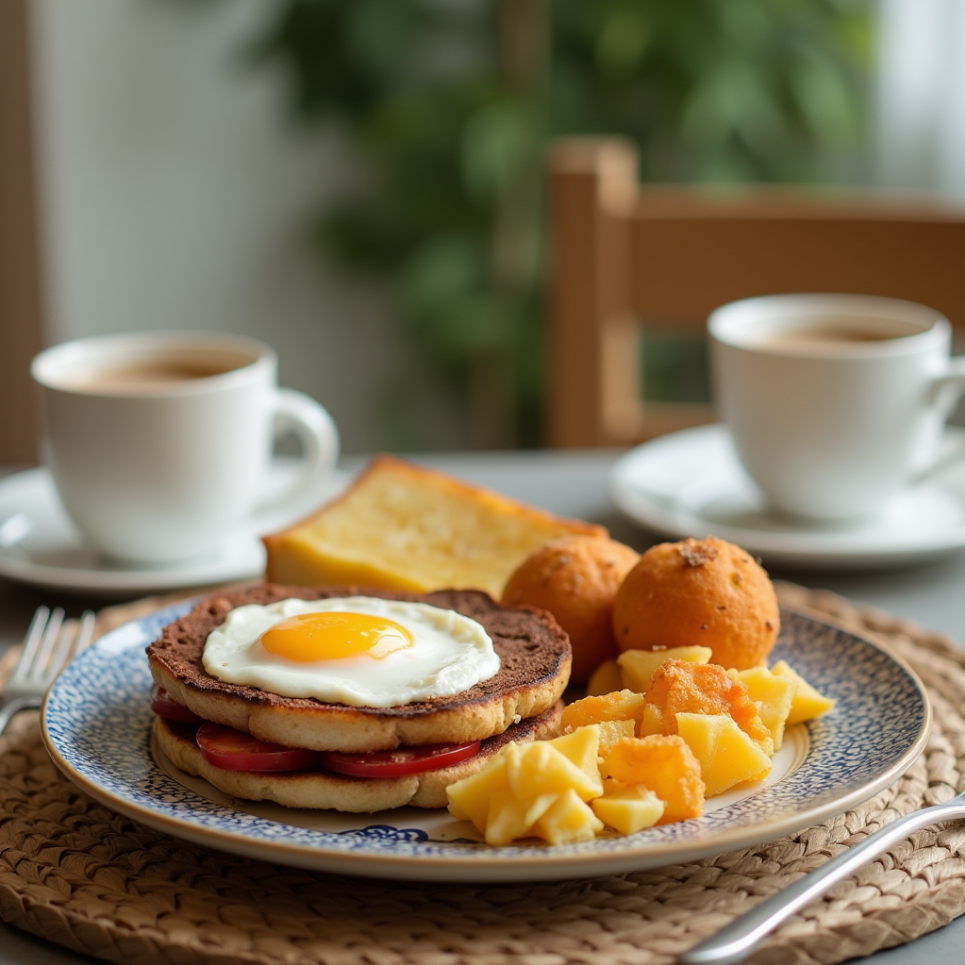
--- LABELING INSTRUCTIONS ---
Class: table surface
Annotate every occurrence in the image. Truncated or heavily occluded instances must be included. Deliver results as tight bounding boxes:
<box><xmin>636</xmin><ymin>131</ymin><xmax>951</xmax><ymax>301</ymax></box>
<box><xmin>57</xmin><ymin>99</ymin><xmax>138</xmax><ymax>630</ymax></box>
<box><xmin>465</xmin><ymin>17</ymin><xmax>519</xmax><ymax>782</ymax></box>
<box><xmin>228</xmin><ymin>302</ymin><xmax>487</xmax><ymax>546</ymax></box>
<box><xmin>2</xmin><ymin>449</ymin><xmax>964</xmax><ymax>965</ymax></box>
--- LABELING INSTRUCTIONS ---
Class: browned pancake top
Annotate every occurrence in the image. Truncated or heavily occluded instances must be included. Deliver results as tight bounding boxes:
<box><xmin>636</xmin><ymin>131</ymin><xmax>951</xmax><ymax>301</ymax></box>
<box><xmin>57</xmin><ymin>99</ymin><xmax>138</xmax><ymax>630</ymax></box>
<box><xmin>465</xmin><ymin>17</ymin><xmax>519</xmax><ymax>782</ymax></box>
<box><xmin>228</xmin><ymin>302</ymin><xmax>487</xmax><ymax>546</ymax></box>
<box><xmin>147</xmin><ymin>585</ymin><xmax>570</xmax><ymax>721</ymax></box>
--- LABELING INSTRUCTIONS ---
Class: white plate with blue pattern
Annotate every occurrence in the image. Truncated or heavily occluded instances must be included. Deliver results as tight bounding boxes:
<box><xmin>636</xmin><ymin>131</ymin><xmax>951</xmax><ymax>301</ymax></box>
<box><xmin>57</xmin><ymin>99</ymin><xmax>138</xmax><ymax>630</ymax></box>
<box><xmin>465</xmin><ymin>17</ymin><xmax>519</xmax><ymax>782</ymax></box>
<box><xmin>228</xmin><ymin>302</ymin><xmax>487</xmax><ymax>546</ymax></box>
<box><xmin>42</xmin><ymin>601</ymin><xmax>930</xmax><ymax>883</ymax></box>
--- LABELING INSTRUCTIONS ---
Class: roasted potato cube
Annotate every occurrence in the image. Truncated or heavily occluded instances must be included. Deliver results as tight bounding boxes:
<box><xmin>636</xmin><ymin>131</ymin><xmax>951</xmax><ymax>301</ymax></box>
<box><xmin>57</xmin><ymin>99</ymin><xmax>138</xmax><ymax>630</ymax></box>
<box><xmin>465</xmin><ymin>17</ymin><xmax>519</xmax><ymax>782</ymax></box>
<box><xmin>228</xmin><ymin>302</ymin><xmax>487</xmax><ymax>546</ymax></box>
<box><xmin>591</xmin><ymin>780</ymin><xmax>665</xmax><ymax>834</ymax></box>
<box><xmin>597</xmin><ymin>718</ymin><xmax>635</xmax><ymax>752</ymax></box>
<box><xmin>602</xmin><ymin>735</ymin><xmax>704</xmax><ymax>823</ymax></box>
<box><xmin>736</xmin><ymin>666</ymin><xmax>795</xmax><ymax>750</ymax></box>
<box><xmin>644</xmin><ymin>660</ymin><xmax>773</xmax><ymax>755</ymax></box>
<box><xmin>675</xmin><ymin>712</ymin><xmax>771</xmax><ymax>797</ymax></box>
<box><xmin>561</xmin><ymin>689</ymin><xmax>647</xmax><ymax>733</ymax></box>
<box><xmin>447</xmin><ymin>753</ymin><xmax>509</xmax><ymax>827</ymax></box>
<box><xmin>485</xmin><ymin>791</ymin><xmax>556</xmax><ymax>847</ymax></box>
<box><xmin>586</xmin><ymin>659</ymin><xmax>623</xmax><ymax>696</ymax></box>
<box><xmin>534</xmin><ymin>788</ymin><xmax>604</xmax><ymax>845</ymax></box>
<box><xmin>617</xmin><ymin>646</ymin><xmax>713</xmax><ymax>693</ymax></box>
<box><xmin>505</xmin><ymin>738</ymin><xmax>602</xmax><ymax>802</ymax></box>
<box><xmin>771</xmin><ymin>661</ymin><xmax>836</xmax><ymax>725</ymax></box>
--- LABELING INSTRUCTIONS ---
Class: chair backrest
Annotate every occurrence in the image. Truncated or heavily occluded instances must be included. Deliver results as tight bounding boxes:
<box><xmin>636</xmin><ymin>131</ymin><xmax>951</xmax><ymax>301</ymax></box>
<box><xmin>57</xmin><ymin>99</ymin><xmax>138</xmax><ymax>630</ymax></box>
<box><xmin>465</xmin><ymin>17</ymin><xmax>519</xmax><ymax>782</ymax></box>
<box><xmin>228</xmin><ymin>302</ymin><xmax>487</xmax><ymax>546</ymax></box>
<box><xmin>0</xmin><ymin>0</ymin><xmax>44</xmax><ymax>465</ymax></box>
<box><xmin>547</xmin><ymin>137</ymin><xmax>965</xmax><ymax>448</ymax></box>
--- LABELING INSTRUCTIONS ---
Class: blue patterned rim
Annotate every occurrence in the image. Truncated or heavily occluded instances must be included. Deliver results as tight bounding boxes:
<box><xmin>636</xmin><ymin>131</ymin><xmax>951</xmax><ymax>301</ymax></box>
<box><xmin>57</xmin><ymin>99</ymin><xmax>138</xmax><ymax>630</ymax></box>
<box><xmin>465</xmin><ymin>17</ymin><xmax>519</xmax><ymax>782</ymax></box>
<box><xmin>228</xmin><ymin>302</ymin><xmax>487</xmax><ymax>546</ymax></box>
<box><xmin>41</xmin><ymin>602</ymin><xmax>929</xmax><ymax>882</ymax></box>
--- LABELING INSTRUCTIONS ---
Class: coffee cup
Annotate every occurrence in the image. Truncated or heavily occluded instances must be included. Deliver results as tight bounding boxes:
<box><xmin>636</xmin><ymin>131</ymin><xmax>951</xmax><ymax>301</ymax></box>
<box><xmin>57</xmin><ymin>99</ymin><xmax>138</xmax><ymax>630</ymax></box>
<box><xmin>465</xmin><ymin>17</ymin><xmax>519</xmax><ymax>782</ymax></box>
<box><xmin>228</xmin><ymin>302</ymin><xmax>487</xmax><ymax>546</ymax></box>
<box><xmin>708</xmin><ymin>294</ymin><xmax>965</xmax><ymax>522</ymax></box>
<box><xmin>31</xmin><ymin>331</ymin><xmax>340</xmax><ymax>564</ymax></box>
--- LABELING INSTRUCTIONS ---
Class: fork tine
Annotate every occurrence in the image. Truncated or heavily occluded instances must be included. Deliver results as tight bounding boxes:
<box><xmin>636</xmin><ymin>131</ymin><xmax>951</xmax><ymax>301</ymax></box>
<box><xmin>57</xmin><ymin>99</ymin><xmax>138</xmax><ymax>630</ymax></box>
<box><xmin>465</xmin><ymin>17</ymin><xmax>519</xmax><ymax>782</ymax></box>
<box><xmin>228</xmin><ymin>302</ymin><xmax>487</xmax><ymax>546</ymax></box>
<box><xmin>27</xmin><ymin>607</ymin><xmax>65</xmax><ymax>683</ymax></box>
<box><xmin>48</xmin><ymin>617</ymin><xmax>79</xmax><ymax>677</ymax></box>
<box><xmin>75</xmin><ymin>610</ymin><xmax>96</xmax><ymax>655</ymax></box>
<box><xmin>8</xmin><ymin>606</ymin><xmax>51</xmax><ymax>686</ymax></box>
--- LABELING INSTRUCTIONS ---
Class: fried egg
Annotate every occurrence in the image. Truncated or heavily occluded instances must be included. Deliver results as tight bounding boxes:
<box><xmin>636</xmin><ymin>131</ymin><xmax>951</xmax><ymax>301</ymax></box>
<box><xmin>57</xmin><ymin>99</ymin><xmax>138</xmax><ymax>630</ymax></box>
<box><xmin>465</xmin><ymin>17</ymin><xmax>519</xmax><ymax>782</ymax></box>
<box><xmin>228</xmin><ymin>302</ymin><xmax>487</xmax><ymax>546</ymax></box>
<box><xmin>201</xmin><ymin>596</ymin><xmax>501</xmax><ymax>707</ymax></box>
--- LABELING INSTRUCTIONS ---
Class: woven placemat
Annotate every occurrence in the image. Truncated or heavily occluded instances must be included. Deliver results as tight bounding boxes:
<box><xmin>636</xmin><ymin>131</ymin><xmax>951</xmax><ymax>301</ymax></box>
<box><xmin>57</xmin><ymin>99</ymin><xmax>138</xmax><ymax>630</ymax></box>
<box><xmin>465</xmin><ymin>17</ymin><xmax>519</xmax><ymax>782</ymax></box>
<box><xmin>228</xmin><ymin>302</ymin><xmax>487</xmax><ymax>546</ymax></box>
<box><xmin>2</xmin><ymin>583</ymin><xmax>964</xmax><ymax>965</ymax></box>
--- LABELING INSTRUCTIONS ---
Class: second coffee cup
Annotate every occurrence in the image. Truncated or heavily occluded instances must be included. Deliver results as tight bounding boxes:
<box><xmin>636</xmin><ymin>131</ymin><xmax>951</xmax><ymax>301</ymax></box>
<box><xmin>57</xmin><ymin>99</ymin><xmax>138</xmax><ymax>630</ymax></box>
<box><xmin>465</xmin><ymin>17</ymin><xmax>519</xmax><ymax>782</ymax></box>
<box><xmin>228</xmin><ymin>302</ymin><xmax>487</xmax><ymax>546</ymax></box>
<box><xmin>709</xmin><ymin>294</ymin><xmax>965</xmax><ymax>522</ymax></box>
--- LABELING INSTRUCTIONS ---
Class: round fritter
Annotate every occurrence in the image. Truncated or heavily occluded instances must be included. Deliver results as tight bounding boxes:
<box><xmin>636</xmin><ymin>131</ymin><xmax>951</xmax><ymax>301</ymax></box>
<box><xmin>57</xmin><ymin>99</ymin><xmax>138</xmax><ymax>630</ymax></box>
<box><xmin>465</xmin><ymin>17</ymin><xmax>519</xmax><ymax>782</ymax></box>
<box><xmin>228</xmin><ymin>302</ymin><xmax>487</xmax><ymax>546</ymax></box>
<box><xmin>501</xmin><ymin>535</ymin><xmax>640</xmax><ymax>684</ymax></box>
<box><xmin>611</xmin><ymin>537</ymin><xmax>779</xmax><ymax>670</ymax></box>
<box><xmin>147</xmin><ymin>585</ymin><xmax>571</xmax><ymax>752</ymax></box>
<box><xmin>153</xmin><ymin>702</ymin><xmax>563</xmax><ymax>813</ymax></box>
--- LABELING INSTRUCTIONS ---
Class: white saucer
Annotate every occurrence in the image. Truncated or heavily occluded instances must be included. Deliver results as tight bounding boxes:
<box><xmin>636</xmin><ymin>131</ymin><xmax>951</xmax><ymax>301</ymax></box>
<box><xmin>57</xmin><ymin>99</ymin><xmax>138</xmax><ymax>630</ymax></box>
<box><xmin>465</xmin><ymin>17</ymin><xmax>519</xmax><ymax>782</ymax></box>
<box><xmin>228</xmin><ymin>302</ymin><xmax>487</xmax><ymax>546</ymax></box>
<box><xmin>608</xmin><ymin>424</ymin><xmax>965</xmax><ymax>569</ymax></box>
<box><xmin>0</xmin><ymin>461</ymin><xmax>349</xmax><ymax>595</ymax></box>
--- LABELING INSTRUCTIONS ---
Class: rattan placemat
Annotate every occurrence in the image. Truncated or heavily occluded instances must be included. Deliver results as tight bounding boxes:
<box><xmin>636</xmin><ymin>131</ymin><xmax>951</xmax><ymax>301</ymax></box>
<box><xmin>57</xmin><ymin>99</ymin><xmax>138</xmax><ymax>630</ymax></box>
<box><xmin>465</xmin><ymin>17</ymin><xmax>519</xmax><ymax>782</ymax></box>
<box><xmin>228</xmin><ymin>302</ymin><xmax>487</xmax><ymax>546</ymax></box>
<box><xmin>1</xmin><ymin>583</ymin><xmax>964</xmax><ymax>965</ymax></box>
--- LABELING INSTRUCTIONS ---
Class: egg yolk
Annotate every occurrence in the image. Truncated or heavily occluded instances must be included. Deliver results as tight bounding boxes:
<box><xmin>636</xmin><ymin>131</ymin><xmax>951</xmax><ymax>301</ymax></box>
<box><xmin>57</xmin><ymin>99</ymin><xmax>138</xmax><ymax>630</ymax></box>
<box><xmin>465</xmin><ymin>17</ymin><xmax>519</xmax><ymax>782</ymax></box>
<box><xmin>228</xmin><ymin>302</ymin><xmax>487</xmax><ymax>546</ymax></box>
<box><xmin>259</xmin><ymin>612</ymin><xmax>415</xmax><ymax>662</ymax></box>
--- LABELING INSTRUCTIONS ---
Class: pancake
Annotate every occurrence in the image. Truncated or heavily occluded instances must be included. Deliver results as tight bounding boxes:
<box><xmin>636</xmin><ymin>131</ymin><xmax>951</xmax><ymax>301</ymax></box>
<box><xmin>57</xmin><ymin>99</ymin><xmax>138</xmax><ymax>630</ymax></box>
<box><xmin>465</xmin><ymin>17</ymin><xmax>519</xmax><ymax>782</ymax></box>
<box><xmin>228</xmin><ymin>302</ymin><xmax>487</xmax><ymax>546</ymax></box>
<box><xmin>147</xmin><ymin>585</ymin><xmax>572</xmax><ymax>752</ymax></box>
<box><xmin>153</xmin><ymin>702</ymin><xmax>563</xmax><ymax>813</ymax></box>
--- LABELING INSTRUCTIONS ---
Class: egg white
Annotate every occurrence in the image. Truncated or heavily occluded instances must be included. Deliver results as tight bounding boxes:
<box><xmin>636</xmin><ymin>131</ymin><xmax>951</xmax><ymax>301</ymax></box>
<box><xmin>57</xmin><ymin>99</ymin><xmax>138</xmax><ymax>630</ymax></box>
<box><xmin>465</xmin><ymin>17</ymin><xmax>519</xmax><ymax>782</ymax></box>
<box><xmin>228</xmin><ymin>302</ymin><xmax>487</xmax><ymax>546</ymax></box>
<box><xmin>201</xmin><ymin>596</ymin><xmax>501</xmax><ymax>708</ymax></box>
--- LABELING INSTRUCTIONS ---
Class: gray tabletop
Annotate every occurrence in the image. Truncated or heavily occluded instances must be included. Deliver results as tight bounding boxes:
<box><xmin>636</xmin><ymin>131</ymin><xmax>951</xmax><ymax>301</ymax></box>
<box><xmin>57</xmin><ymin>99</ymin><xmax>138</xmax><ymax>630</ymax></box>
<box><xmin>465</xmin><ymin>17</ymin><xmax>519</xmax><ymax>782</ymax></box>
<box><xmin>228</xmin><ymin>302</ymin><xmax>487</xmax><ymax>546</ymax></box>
<box><xmin>1</xmin><ymin>449</ymin><xmax>963</xmax><ymax>965</ymax></box>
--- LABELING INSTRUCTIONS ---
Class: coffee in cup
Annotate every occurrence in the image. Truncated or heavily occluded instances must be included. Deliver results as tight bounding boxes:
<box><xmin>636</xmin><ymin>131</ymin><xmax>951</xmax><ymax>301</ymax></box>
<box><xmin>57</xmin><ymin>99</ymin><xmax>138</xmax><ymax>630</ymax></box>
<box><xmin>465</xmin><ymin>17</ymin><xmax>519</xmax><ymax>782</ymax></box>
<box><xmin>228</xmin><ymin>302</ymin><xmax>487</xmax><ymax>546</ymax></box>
<box><xmin>31</xmin><ymin>332</ymin><xmax>340</xmax><ymax>564</ymax></box>
<box><xmin>708</xmin><ymin>294</ymin><xmax>965</xmax><ymax>522</ymax></box>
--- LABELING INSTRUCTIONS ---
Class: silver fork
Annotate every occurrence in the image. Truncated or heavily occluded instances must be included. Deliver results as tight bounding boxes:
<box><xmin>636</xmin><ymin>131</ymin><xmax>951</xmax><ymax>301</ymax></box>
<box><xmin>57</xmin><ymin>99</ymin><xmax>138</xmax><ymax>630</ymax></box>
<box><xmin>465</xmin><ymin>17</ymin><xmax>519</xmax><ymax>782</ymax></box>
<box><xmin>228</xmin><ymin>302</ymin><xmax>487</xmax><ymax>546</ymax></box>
<box><xmin>0</xmin><ymin>606</ymin><xmax>96</xmax><ymax>736</ymax></box>
<box><xmin>679</xmin><ymin>787</ymin><xmax>965</xmax><ymax>965</ymax></box>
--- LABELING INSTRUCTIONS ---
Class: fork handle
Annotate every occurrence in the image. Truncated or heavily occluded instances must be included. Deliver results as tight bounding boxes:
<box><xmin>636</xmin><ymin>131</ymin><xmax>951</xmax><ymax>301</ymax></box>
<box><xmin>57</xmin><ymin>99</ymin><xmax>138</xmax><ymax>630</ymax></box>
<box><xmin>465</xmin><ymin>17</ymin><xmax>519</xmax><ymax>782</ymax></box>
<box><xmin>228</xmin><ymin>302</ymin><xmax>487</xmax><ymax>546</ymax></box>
<box><xmin>0</xmin><ymin>695</ymin><xmax>43</xmax><ymax>737</ymax></box>
<box><xmin>679</xmin><ymin>799</ymin><xmax>965</xmax><ymax>965</ymax></box>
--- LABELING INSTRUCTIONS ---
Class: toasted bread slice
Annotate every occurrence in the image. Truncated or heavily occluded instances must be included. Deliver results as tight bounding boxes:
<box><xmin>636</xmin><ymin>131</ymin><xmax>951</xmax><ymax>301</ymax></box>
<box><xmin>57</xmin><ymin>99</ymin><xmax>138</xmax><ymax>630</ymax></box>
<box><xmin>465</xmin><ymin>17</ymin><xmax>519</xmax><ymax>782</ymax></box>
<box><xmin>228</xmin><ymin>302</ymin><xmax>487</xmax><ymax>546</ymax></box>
<box><xmin>153</xmin><ymin>702</ymin><xmax>563</xmax><ymax>812</ymax></box>
<box><xmin>147</xmin><ymin>585</ymin><xmax>571</xmax><ymax>753</ymax></box>
<box><xmin>262</xmin><ymin>455</ymin><xmax>607</xmax><ymax>598</ymax></box>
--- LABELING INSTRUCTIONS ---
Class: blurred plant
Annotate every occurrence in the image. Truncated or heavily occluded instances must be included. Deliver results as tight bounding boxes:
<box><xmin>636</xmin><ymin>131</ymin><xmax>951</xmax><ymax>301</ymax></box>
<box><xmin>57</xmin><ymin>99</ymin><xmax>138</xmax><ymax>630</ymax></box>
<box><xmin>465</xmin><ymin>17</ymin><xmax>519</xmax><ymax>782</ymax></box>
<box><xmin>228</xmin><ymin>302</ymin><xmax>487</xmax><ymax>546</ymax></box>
<box><xmin>209</xmin><ymin>0</ymin><xmax>873</xmax><ymax>447</ymax></box>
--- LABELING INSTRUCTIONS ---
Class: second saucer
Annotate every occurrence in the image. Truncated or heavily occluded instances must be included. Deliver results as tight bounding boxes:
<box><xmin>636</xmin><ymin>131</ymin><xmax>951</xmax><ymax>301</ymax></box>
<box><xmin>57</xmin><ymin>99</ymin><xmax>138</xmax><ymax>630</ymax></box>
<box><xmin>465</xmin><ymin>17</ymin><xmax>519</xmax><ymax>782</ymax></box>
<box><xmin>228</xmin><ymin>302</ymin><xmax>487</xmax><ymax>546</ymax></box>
<box><xmin>608</xmin><ymin>424</ymin><xmax>965</xmax><ymax>570</ymax></box>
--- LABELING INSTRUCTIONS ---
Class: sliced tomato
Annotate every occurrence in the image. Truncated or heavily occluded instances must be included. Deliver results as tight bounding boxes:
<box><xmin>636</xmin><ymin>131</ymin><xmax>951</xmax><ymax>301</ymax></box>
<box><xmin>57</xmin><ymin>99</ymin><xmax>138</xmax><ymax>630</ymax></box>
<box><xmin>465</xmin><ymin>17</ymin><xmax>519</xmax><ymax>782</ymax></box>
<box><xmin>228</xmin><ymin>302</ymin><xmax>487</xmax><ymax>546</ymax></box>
<box><xmin>318</xmin><ymin>740</ymin><xmax>481</xmax><ymax>779</ymax></box>
<box><xmin>196</xmin><ymin>722</ymin><xmax>318</xmax><ymax>772</ymax></box>
<box><xmin>151</xmin><ymin>684</ymin><xmax>204</xmax><ymax>724</ymax></box>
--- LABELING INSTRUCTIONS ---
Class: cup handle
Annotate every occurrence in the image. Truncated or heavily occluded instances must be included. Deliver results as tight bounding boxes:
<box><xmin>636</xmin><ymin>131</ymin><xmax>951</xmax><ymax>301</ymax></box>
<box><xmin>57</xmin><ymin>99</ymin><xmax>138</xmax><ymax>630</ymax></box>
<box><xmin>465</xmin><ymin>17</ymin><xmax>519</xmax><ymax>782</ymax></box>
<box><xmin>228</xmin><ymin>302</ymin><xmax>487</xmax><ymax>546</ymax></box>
<box><xmin>912</xmin><ymin>359</ymin><xmax>965</xmax><ymax>483</ymax></box>
<box><xmin>254</xmin><ymin>387</ymin><xmax>340</xmax><ymax>523</ymax></box>
<box><xmin>928</xmin><ymin>356</ymin><xmax>965</xmax><ymax>409</ymax></box>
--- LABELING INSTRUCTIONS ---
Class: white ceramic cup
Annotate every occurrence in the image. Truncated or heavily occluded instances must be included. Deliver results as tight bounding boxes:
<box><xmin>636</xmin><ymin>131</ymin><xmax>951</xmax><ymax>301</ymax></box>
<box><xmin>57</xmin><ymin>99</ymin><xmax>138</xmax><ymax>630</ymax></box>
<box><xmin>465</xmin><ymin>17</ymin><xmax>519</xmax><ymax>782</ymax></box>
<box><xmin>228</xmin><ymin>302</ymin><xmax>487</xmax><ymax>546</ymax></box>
<box><xmin>708</xmin><ymin>294</ymin><xmax>965</xmax><ymax>522</ymax></box>
<box><xmin>31</xmin><ymin>331</ymin><xmax>340</xmax><ymax>564</ymax></box>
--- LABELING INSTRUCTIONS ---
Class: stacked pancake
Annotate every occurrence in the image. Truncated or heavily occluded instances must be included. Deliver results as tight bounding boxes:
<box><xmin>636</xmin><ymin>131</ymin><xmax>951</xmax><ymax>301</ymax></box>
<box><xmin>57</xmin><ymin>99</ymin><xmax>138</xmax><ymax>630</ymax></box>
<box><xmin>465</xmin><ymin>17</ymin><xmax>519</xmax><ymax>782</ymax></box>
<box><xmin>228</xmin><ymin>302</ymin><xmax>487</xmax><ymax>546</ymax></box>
<box><xmin>148</xmin><ymin>585</ymin><xmax>570</xmax><ymax>812</ymax></box>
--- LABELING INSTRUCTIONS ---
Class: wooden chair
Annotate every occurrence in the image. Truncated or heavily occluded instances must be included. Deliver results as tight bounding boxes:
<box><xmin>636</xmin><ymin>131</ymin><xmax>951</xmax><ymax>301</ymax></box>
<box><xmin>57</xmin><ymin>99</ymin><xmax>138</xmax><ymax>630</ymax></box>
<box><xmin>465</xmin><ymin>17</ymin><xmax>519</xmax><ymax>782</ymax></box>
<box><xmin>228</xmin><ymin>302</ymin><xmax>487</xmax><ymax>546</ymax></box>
<box><xmin>547</xmin><ymin>137</ymin><xmax>965</xmax><ymax>448</ymax></box>
<box><xmin>0</xmin><ymin>0</ymin><xmax>44</xmax><ymax>465</ymax></box>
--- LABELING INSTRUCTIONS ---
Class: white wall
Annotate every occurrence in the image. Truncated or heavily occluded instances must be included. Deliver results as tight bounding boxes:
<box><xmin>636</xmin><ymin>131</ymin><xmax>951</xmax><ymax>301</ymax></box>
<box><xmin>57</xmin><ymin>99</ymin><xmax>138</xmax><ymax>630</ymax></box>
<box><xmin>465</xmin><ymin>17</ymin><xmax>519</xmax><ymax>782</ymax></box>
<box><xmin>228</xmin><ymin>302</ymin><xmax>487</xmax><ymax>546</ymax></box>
<box><xmin>876</xmin><ymin>0</ymin><xmax>965</xmax><ymax>201</ymax></box>
<box><xmin>28</xmin><ymin>0</ymin><xmax>435</xmax><ymax>454</ymax></box>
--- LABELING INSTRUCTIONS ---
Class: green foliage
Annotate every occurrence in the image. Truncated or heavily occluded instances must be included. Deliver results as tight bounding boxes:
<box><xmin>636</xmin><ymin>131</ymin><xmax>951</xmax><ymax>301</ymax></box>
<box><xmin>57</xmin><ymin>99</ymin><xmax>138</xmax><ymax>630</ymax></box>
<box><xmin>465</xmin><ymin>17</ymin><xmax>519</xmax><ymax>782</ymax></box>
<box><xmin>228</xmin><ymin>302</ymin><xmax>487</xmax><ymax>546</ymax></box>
<box><xmin>229</xmin><ymin>0</ymin><xmax>872</xmax><ymax>447</ymax></box>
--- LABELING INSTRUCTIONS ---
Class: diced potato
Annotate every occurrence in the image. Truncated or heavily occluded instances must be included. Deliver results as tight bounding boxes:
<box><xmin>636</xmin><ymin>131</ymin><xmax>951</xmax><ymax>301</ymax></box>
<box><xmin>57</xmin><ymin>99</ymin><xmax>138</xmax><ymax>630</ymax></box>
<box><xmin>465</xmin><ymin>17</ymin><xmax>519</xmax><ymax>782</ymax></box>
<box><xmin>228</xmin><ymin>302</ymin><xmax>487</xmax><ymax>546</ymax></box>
<box><xmin>602</xmin><ymin>735</ymin><xmax>705</xmax><ymax>823</ymax></box>
<box><xmin>534</xmin><ymin>788</ymin><xmax>604</xmax><ymax>845</ymax></box>
<box><xmin>618</xmin><ymin>647</ymin><xmax>713</xmax><ymax>693</ymax></box>
<box><xmin>561</xmin><ymin>690</ymin><xmax>647</xmax><ymax>733</ymax></box>
<box><xmin>485</xmin><ymin>791</ymin><xmax>556</xmax><ymax>846</ymax></box>
<box><xmin>597</xmin><ymin>719</ymin><xmax>635</xmax><ymax>751</ymax></box>
<box><xmin>736</xmin><ymin>666</ymin><xmax>796</xmax><ymax>751</ymax></box>
<box><xmin>504</xmin><ymin>739</ymin><xmax>602</xmax><ymax>803</ymax></box>
<box><xmin>638</xmin><ymin>703</ymin><xmax>665</xmax><ymax>737</ymax></box>
<box><xmin>546</xmin><ymin>724</ymin><xmax>602</xmax><ymax>788</ymax></box>
<box><xmin>591</xmin><ymin>780</ymin><xmax>665</xmax><ymax>835</ymax></box>
<box><xmin>644</xmin><ymin>661</ymin><xmax>774</xmax><ymax>756</ymax></box>
<box><xmin>771</xmin><ymin>661</ymin><xmax>836</xmax><ymax>725</ymax></box>
<box><xmin>675</xmin><ymin>712</ymin><xmax>771</xmax><ymax>797</ymax></box>
<box><xmin>586</xmin><ymin>659</ymin><xmax>623</xmax><ymax>696</ymax></box>
<box><xmin>447</xmin><ymin>753</ymin><xmax>509</xmax><ymax>827</ymax></box>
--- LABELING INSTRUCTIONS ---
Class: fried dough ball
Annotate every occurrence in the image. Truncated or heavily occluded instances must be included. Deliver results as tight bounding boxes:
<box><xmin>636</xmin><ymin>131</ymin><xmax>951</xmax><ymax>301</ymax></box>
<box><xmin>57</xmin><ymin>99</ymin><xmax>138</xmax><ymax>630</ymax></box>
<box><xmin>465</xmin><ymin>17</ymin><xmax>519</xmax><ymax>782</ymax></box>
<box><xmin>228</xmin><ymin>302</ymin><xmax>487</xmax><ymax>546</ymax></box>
<box><xmin>501</xmin><ymin>535</ymin><xmax>640</xmax><ymax>684</ymax></box>
<box><xmin>612</xmin><ymin>536</ymin><xmax>779</xmax><ymax>670</ymax></box>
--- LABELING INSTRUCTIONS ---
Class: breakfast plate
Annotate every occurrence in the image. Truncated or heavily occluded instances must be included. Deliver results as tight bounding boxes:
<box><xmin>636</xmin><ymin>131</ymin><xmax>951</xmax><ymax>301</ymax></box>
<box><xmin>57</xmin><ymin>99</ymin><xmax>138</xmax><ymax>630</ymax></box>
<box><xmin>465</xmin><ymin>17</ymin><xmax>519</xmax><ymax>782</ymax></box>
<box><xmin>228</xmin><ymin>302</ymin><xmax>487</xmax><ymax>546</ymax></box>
<box><xmin>42</xmin><ymin>601</ymin><xmax>929</xmax><ymax>883</ymax></box>
<box><xmin>0</xmin><ymin>462</ymin><xmax>348</xmax><ymax>595</ymax></box>
<box><xmin>608</xmin><ymin>424</ymin><xmax>965</xmax><ymax>569</ymax></box>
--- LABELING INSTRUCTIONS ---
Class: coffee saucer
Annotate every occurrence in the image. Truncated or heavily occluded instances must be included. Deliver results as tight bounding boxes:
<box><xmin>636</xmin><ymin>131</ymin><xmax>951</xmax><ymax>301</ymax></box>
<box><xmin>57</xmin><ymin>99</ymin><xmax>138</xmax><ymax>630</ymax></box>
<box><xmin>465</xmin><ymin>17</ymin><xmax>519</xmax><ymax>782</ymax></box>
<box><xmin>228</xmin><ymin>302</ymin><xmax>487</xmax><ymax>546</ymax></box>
<box><xmin>0</xmin><ymin>461</ymin><xmax>349</xmax><ymax>595</ymax></box>
<box><xmin>608</xmin><ymin>424</ymin><xmax>965</xmax><ymax>569</ymax></box>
